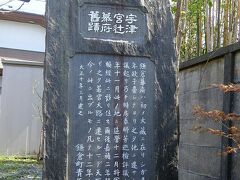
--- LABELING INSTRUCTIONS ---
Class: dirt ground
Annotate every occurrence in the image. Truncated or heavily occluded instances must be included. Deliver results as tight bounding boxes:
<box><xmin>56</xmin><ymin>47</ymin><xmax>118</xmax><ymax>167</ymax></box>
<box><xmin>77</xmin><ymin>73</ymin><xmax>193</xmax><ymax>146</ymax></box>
<box><xmin>0</xmin><ymin>156</ymin><xmax>42</xmax><ymax>180</ymax></box>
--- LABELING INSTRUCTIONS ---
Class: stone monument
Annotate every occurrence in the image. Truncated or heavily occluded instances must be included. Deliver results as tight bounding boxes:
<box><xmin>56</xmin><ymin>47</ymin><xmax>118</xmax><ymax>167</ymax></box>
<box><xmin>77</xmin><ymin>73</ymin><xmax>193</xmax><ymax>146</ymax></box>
<box><xmin>43</xmin><ymin>0</ymin><xmax>178</xmax><ymax>179</ymax></box>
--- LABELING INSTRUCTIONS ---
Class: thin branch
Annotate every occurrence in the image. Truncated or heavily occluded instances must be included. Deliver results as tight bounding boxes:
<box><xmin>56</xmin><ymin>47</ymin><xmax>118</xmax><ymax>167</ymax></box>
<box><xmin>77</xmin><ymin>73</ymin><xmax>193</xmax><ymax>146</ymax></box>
<box><xmin>0</xmin><ymin>0</ymin><xmax>14</xmax><ymax>8</ymax></box>
<box><xmin>212</xmin><ymin>83</ymin><xmax>240</xmax><ymax>93</ymax></box>
<box><xmin>0</xmin><ymin>1</ymin><xmax>25</xmax><ymax>13</ymax></box>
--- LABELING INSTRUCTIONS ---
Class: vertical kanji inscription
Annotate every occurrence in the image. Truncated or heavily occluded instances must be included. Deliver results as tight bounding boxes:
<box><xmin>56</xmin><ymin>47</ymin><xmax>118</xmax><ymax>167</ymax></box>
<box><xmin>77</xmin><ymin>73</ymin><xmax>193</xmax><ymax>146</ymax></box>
<box><xmin>69</xmin><ymin>54</ymin><xmax>154</xmax><ymax>180</ymax></box>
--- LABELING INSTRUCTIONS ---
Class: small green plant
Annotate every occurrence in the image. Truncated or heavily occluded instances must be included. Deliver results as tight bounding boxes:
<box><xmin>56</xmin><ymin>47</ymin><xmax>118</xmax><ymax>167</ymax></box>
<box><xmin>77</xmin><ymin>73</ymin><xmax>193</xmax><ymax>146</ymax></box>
<box><xmin>0</xmin><ymin>156</ymin><xmax>42</xmax><ymax>180</ymax></box>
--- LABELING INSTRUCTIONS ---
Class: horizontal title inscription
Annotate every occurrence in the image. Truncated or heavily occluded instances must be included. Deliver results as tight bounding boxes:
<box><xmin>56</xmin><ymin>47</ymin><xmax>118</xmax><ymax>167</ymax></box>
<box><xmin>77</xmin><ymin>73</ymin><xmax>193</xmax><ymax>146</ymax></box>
<box><xmin>88</xmin><ymin>11</ymin><xmax>139</xmax><ymax>34</ymax></box>
<box><xmin>79</xmin><ymin>4</ymin><xmax>147</xmax><ymax>42</ymax></box>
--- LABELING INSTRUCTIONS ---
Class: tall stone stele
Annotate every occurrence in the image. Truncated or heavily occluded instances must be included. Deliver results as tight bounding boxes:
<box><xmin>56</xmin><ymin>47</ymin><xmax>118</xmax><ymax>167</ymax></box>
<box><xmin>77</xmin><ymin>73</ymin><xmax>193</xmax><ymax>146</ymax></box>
<box><xmin>43</xmin><ymin>0</ymin><xmax>178</xmax><ymax>179</ymax></box>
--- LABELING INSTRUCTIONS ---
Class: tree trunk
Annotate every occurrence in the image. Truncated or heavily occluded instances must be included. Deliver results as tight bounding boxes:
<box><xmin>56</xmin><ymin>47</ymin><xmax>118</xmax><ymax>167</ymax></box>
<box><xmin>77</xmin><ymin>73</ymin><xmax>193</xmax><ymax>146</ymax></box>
<box><xmin>175</xmin><ymin>0</ymin><xmax>182</xmax><ymax>58</ymax></box>
<box><xmin>208</xmin><ymin>2</ymin><xmax>213</xmax><ymax>51</ymax></box>
<box><xmin>205</xmin><ymin>1</ymin><xmax>211</xmax><ymax>52</ymax></box>
<box><xmin>223</xmin><ymin>0</ymin><xmax>229</xmax><ymax>46</ymax></box>
<box><xmin>238</xmin><ymin>0</ymin><xmax>240</xmax><ymax>40</ymax></box>
<box><xmin>229</xmin><ymin>0</ymin><xmax>233</xmax><ymax>43</ymax></box>
<box><xmin>175</xmin><ymin>0</ymin><xmax>182</xmax><ymax>35</ymax></box>
<box><xmin>211</xmin><ymin>0</ymin><xmax>215</xmax><ymax>49</ymax></box>
<box><xmin>217</xmin><ymin>0</ymin><xmax>221</xmax><ymax>47</ymax></box>
<box><xmin>177</xmin><ymin>0</ymin><xmax>188</xmax><ymax>60</ymax></box>
<box><xmin>196</xmin><ymin>11</ymin><xmax>200</xmax><ymax>56</ymax></box>
<box><xmin>199</xmin><ymin>11</ymin><xmax>203</xmax><ymax>53</ymax></box>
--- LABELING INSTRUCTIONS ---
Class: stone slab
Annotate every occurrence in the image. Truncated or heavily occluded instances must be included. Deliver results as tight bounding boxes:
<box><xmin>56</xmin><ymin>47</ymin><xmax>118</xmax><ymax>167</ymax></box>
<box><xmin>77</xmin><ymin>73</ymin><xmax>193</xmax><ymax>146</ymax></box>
<box><xmin>68</xmin><ymin>54</ymin><xmax>155</xmax><ymax>179</ymax></box>
<box><xmin>78</xmin><ymin>4</ymin><xmax>147</xmax><ymax>43</ymax></box>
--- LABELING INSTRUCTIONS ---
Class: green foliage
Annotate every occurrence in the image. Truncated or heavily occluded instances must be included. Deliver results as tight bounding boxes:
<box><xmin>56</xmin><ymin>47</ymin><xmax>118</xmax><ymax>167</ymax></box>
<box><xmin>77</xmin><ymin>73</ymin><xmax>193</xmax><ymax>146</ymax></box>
<box><xmin>0</xmin><ymin>156</ymin><xmax>42</xmax><ymax>180</ymax></box>
<box><xmin>172</xmin><ymin>0</ymin><xmax>239</xmax><ymax>61</ymax></box>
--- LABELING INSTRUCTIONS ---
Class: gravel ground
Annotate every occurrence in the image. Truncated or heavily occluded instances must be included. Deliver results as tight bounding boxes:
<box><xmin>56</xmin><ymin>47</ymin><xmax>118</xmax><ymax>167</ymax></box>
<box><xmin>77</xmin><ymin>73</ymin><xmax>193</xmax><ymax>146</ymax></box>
<box><xmin>0</xmin><ymin>156</ymin><xmax>42</xmax><ymax>180</ymax></box>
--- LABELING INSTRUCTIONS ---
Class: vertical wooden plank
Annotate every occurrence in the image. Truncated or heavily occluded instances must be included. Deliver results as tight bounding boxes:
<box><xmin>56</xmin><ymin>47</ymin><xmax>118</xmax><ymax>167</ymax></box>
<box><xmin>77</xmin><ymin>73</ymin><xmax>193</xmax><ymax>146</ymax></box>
<box><xmin>221</xmin><ymin>52</ymin><xmax>235</xmax><ymax>180</ymax></box>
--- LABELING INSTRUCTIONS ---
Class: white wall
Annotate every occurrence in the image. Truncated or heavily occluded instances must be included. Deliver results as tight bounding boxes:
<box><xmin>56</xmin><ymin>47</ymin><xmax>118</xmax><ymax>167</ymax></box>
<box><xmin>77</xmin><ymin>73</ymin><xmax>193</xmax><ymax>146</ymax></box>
<box><xmin>0</xmin><ymin>20</ymin><xmax>45</xmax><ymax>52</ymax></box>
<box><xmin>0</xmin><ymin>62</ymin><xmax>43</xmax><ymax>155</ymax></box>
<box><xmin>3</xmin><ymin>0</ymin><xmax>46</xmax><ymax>15</ymax></box>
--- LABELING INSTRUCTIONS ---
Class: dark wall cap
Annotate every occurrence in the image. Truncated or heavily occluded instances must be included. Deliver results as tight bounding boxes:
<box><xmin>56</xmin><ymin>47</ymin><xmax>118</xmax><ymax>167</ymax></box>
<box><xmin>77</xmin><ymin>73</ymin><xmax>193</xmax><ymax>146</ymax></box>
<box><xmin>180</xmin><ymin>42</ymin><xmax>240</xmax><ymax>71</ymax></box>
